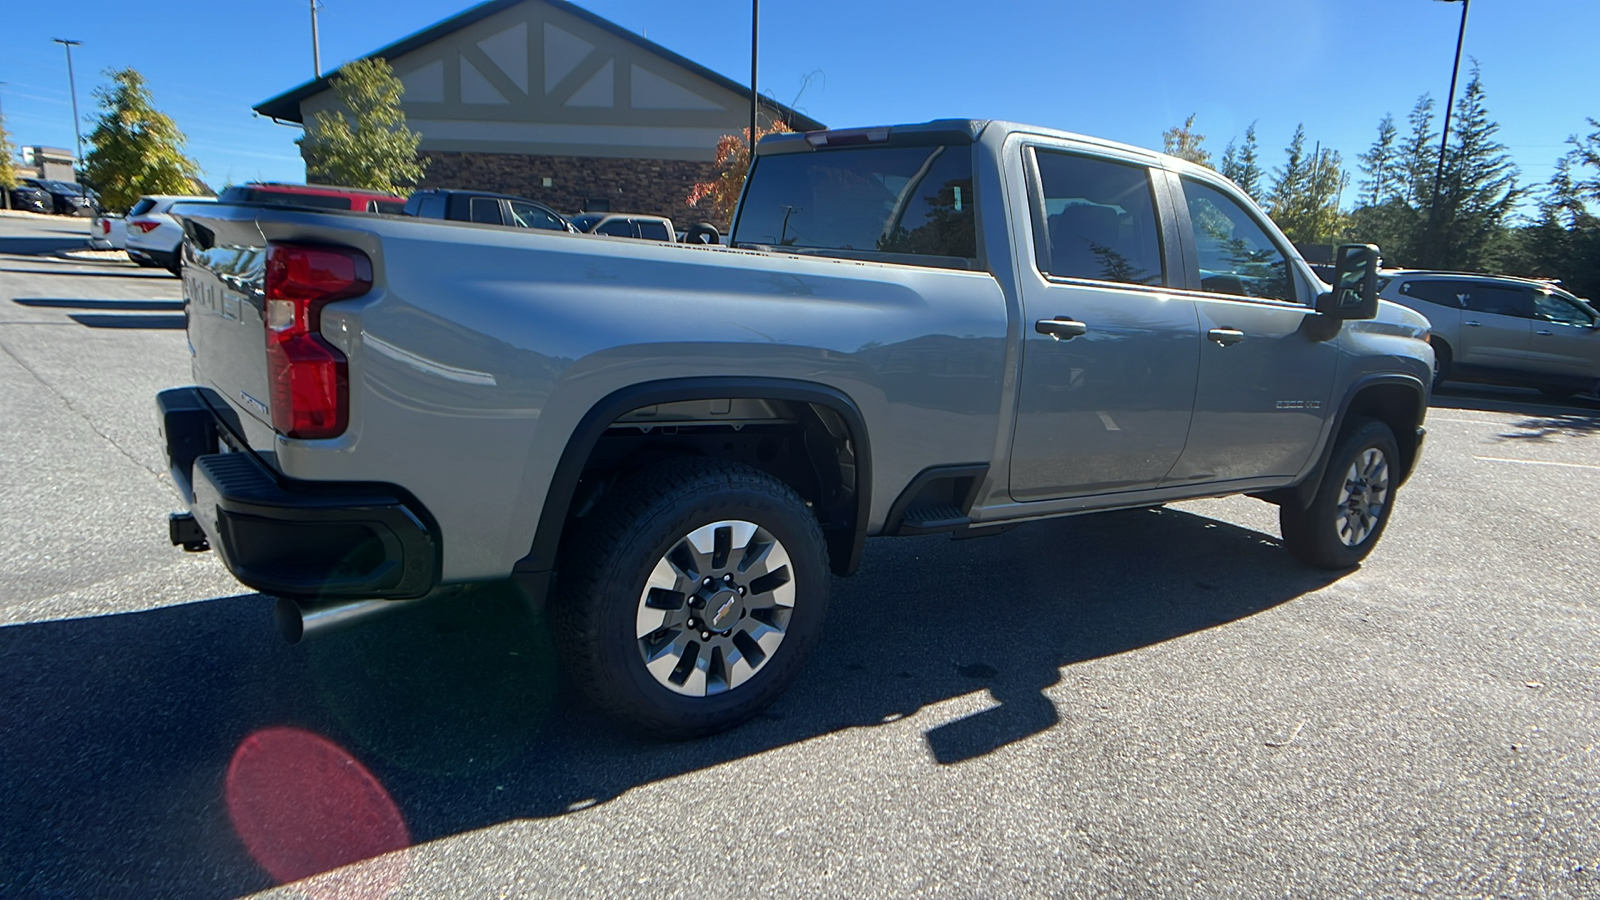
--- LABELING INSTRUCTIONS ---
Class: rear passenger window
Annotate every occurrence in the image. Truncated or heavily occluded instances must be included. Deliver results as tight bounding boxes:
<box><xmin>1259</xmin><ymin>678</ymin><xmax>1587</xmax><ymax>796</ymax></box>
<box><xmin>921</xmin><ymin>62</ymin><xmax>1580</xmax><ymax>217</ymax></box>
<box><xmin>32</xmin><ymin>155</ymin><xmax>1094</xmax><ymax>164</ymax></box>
<box><xmin>637</xmin><ymin>220</ymin><xmax>671</xmax><ymax>241</ymax></box>
<box><xmin>469</xmin><ymin>197</ymin><xmax>503</xmax><ymax>225</ymax></box>
<box><xmin>1400</xmin><ymin>280</ymin><xmax>1468</xmax><ymax>307</ymax></box>
<box><xmin>596</xmin><ymin>219</ymin><xmax>634</xmax><ymax>237</ymax></box>
<box><xmin>1462</xmin><ymin>285</ymin><xmax>1535</xmax><ymax>318</ymax></box>
<box><xmin>1180</xmin><ymin>178</ymin><xmax>1296</xmax><ymax>303</ymax></box>
<box><xmin>1032</xmin><ymin>151</ymin><xmax>1163</xmax><ymax>286</ymax></box>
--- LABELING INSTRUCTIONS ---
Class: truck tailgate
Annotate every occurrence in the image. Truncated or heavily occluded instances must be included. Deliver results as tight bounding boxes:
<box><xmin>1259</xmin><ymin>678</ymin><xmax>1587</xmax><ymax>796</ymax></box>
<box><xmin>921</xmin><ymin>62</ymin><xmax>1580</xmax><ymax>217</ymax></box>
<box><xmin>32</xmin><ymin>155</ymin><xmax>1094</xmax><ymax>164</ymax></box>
<box><xmin>179</xmin><ymin>206</ymin><xmax>277</xmax><ymax>444</ymax></box>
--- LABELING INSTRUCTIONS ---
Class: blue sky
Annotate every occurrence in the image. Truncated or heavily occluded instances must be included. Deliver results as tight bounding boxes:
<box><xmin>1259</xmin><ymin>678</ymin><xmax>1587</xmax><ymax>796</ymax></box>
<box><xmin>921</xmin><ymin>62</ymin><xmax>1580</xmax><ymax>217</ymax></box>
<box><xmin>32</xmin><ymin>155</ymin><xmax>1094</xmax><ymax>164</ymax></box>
<box><xmin>3</xmin><ymin>0</ymin><xmax>1594</xmax><ymax>212</ymax></box>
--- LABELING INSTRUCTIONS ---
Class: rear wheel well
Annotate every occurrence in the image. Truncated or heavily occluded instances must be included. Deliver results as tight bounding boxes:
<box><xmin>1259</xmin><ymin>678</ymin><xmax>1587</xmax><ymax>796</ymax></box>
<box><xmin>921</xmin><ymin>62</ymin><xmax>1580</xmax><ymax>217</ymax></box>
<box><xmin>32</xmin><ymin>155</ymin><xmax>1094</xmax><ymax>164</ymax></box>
<box><xmin>557</xmin><ymin>397</ymin><xmax>864</xmax><ymax>578</ymax></box>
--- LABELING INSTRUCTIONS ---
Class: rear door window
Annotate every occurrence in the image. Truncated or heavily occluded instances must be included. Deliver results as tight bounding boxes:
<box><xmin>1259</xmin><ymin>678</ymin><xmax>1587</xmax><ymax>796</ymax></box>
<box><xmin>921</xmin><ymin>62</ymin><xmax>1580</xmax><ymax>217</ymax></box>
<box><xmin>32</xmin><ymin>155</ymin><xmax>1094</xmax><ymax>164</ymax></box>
<box><xmin>1462</xmin><ymin>284</ymin><xmax>1535</xmax><ymax>318</ymax></box>
<box><xmin>1399</xmin><ymin>280</ymin><xmax>1470</xmax><ymax>307</ymax></box>
<box><xmin>596</xmin><ymin>218</ymin><xmax>634</xmax><ymax>237</ymax></box>
<box><xmin>469</xmin><ymin>197</ymin><xmax>504</xmax><ymax>225</ymax></box>
<box><xmin>733</xmin><ymin>143</ymin><xmax>976</xmax><ymax>264</ymax></box>
<box><xmin>1032</xmin><ymin>151</ymin><xmax>1163</xmax><ymax>286</ymax></box>
<box><xmin>636</xmin><ymin>219</ymin><xmax>671</xmax><ymax>241</ymax></box>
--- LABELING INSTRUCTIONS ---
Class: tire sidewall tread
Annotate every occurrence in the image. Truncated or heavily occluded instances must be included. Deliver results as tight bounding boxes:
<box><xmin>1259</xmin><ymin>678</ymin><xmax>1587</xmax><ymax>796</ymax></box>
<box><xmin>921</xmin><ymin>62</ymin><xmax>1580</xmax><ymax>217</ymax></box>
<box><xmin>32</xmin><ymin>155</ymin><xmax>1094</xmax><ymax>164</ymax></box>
<box><xmin>1280</xmin><ymin>417</ymin><xmax>1400</xmax><ymax>570</ymax></box>
<box><xmin>550</xmin><ymin>457</ymin><xmax>830</xmax><ymax>739</ymax></box>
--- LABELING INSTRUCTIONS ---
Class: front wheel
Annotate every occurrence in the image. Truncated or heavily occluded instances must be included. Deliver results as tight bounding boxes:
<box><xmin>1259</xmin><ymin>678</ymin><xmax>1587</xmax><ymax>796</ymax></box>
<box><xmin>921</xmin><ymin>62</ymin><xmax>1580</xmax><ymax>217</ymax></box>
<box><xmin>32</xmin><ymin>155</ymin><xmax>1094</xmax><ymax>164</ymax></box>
<box><xmin>1280</xmin><ymin>417</ymin><xmax>1400</xmax><ymax>569</ymax></box>
<box><xmin>550</xmin><ymin>458</ymin><xmax>830</xmax><ymax>739</ymax></box>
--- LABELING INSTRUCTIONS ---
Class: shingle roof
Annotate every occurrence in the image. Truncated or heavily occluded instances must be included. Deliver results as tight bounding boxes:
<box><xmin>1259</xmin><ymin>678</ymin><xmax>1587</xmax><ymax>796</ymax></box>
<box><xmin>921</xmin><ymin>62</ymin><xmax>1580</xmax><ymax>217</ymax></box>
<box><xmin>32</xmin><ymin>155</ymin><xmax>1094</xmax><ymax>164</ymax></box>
<box><xmin>253</xmin><ymin>0</ymin><xmax>825</xmax><ymax>132</ymax></box>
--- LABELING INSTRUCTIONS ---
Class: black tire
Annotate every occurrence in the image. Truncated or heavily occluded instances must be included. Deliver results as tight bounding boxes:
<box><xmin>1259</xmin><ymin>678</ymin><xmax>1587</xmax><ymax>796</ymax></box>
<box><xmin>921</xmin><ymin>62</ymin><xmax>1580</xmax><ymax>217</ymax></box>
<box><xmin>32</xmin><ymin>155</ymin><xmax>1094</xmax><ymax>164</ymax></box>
<box><xmin>550</xmin><ymin>457</ymin><xmax>830</xmax><ymax>739</ymax></box>
<box><xmin>1430</xmin><ymin>340</ymin><xmax>1452</xmax><ymax>392</ymax></box>
<box><xmin>684</xmin><ymin>222</ymin><xmax>720</xmax><ymax>245</ymax></box>
<box><xmin>1280</xmin><ymin>417</ymin><xmax>1400</xmax><ymax>569</ymax></box>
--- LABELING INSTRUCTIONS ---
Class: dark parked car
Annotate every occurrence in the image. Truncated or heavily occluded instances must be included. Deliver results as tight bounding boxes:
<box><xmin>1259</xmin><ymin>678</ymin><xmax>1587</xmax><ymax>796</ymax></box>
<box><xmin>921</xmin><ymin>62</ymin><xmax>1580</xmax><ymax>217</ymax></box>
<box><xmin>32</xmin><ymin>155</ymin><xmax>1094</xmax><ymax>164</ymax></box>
<box><xmin>7</xmin><ymin>184</ymin><xmax>52</xmax><ymax>214</ymax></box>
<box><xmin>402</xmin><ymin>189</ymin><xmax>575</xmax><ymax>231</ymax></box>
<box><xmin>20</xmin><ymin>178</ymin><xmax>100</xmax><ymax>216</ymax></box>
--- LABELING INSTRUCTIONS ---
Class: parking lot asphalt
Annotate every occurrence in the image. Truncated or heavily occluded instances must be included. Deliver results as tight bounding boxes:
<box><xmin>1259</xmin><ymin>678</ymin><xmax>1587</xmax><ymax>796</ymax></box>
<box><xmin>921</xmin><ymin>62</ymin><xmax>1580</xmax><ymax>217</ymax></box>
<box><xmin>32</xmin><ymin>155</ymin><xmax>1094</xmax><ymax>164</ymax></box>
<box><xmin>1</xmin><ymin>212</ymin><xmax>1596</xmax><ymax>898</ymax></box>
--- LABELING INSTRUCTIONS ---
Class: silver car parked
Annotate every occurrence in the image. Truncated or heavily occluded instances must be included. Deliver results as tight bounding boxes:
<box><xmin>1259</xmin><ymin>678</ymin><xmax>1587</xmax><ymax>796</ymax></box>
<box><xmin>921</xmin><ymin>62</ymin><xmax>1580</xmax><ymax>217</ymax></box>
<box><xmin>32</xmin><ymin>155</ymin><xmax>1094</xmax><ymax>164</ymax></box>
<box><xmin>1380</xmin><ymin>270</ymin><xmax>1600</xmax><ymax>398</ymax></box>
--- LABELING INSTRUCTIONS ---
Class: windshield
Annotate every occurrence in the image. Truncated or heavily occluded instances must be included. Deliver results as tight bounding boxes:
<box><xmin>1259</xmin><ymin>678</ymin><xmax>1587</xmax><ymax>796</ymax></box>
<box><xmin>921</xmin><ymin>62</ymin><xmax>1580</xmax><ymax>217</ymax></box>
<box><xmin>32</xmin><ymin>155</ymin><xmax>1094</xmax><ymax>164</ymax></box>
<box><xmin>731</xmin><ymin>144</ymin><xmax>977</xmax><ymax>266</ymax></box>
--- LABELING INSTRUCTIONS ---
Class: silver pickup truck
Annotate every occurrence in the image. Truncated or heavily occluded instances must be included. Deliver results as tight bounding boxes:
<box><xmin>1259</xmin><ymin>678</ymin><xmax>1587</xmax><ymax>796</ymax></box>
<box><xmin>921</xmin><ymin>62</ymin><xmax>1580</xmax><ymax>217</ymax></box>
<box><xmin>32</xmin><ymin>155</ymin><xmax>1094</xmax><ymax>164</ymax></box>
<box><xmin>158</xmin><ymin>119</ymin><xmax>1432</xmax><ymax>737</ymax></box>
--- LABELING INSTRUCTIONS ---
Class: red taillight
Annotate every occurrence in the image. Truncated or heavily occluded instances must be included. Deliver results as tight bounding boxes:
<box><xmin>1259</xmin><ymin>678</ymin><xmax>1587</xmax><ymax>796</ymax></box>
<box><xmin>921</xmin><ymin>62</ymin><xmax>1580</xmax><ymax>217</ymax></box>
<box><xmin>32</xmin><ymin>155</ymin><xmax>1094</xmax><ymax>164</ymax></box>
<box><xmin>263</xmin><ymin>243</ymin><xmax>371</xmax><ymax>439</ymax></box>
<box><xmin>131</xmin><ymin>220</ymin><xmax>162</xmax><ymax>233</ymax></box>
<box><xmin>101</xmin><ymin>220</ymin><xmax>112</xmax><ymax>234</ymax></box>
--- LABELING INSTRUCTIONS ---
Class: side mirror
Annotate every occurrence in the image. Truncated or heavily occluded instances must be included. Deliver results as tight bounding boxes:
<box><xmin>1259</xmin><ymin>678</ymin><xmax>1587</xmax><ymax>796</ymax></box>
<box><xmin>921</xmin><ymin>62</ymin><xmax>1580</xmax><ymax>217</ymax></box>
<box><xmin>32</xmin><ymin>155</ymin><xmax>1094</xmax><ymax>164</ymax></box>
<box><xmin>1316</xmin><ymin>243</ymin><xmax>1380</xmax><ymax>320</ymax></box>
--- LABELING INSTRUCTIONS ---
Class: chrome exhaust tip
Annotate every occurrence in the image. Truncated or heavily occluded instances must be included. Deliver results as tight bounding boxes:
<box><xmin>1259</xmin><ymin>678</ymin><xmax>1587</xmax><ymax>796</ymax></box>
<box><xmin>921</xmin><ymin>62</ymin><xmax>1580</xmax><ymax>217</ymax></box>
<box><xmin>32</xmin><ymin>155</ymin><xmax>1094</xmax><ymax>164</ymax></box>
<box><xmin>274</xmin><ymin>596</ymin><xmax>411</xmax><ymax>644</ymax></box>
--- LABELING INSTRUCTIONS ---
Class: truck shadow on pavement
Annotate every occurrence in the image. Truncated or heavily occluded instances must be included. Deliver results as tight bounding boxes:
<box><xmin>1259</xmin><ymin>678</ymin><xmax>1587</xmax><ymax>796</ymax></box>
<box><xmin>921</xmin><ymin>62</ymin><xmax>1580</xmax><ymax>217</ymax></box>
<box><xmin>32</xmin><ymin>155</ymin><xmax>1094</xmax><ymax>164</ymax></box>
<box><xmin>0</xmin><ymin>507</ymin><xmax>1341</xmax><ymax>898</ymax></box>
<box><xmin>13</xmin><ymin>297</ymin><xmax>184</xmax><ymax>311</ymax></box>
<box><xmin>0</xmin><ymin>235</ymin><xmax>92</xmax><ymax>256</ymax></box>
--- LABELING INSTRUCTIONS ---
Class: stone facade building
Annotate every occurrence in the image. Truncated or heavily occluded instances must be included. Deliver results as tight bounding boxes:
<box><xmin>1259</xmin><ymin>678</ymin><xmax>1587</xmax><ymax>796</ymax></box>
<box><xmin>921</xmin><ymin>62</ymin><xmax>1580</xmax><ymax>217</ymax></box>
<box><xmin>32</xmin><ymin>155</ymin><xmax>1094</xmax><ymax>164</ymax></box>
<box><xmin>254</xmin><ymin>0</ymin><xmax>824</xmax><ymax>230</ymax></box>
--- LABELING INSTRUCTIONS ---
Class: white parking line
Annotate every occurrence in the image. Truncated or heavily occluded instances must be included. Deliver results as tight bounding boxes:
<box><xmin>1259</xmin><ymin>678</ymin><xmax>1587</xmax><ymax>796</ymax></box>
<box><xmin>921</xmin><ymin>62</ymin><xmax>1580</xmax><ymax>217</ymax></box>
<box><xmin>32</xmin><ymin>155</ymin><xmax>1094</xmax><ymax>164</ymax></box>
<box><xmin>1473</xmin><ymin>456</ymin><xmax>1600</xmax><ymax>471</ymax></box>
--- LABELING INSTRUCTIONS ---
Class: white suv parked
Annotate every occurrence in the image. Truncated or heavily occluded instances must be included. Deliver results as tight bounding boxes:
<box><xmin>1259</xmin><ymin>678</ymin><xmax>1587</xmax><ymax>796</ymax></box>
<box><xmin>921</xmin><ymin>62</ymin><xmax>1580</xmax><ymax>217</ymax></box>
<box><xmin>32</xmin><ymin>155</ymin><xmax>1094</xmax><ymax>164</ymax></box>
<box><xmin>126</xmin><ymin>195</ymin><xmax>210</xmax><ymax>274</ymax></box>
<box><xmin>1379</xmin><ymin>269</ymin><xmax>1600</xmax><ymax>398</ymax></box>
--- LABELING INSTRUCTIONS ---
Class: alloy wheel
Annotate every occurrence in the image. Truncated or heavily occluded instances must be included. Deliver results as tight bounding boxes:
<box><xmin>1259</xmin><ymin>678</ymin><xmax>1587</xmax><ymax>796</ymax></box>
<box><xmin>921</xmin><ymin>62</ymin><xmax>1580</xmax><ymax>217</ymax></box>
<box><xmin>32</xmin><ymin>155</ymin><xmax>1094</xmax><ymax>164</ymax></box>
<box><xmin>634</xmin><ymin>520</ymin><xmax>796</xmax><ymax>696</ymax></box>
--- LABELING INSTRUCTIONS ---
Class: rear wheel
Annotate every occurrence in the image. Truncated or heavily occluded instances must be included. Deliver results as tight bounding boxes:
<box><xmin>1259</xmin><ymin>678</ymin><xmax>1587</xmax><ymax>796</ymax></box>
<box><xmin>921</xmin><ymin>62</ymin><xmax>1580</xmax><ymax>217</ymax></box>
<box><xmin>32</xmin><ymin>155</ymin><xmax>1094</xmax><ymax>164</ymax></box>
<box><xmin>1280</xmin><ymin>417</ymin><xmax>1400</xmax><ymax>569</ymax></box>
<box><xmin>550</xmin><ymin>457</ymin><xmax>829</xmax><ymax>739</ymax></box>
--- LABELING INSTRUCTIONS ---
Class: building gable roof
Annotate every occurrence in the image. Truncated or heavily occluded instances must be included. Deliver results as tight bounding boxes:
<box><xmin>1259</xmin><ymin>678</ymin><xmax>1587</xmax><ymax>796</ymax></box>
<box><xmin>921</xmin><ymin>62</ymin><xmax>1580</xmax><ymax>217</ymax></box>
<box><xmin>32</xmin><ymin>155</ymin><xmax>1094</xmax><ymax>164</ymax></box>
<box><xmin>254</xmin><ymin>0</ymin><xmax>824</xmax><ymax>132</ymax></box>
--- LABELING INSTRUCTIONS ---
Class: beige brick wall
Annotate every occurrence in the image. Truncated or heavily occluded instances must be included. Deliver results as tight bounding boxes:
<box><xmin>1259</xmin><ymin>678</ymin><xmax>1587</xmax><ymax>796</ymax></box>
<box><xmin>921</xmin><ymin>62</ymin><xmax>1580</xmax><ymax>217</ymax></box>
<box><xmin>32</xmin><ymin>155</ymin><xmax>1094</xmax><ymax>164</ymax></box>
<box><xmin>420</xmin><ymin>151</ymin><xmax>726</xmax><ymax>231</ymax></box>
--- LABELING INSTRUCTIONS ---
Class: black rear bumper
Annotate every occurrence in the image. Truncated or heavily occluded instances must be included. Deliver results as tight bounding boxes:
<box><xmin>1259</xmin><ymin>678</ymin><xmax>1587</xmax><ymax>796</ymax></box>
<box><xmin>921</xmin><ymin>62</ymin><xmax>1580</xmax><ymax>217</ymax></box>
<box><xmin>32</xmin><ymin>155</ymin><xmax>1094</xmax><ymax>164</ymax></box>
<box><xmin>157</xmin><ymin>387</ymin><xmax>439</xmax><ymax>600</ymax></box>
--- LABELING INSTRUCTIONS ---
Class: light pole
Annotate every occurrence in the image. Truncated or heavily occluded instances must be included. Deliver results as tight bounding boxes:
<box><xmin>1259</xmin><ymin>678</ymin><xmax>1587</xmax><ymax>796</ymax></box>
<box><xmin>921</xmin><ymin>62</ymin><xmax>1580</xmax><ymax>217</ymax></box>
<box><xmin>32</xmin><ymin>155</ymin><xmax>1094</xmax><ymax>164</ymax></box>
<box><xmin>0</xmin><ymin>81</ymin><xmax>8</xmax><ymax>210</ymax></box>
<box><xmin>749</xmin><ymin>0</ymin><xmax>760</xmax><ymax>151</ymax></box>
<box><xmin>52</xmin><ymin>38</ymin><xmax>85</xmax><ymax>191</ymax></box>
<box><xmin>1427</xmin><ymin>0</ymin><xmax>1469</xmax><ymax>255</ymax></box>
<box><xmin>310</xmin><ymin>0</ymin><xmax>322</xmax><ymax>78</ymax></box>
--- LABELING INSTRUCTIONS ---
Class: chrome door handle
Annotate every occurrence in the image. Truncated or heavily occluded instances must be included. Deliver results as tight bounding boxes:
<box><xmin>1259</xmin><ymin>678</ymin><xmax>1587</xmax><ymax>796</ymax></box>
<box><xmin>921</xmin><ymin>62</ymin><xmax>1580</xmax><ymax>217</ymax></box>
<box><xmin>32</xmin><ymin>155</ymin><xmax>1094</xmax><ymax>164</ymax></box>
<box><xmin>1464</xmin><ymin>320</ymin><xmax>1483</xmax><ymax>327</ymax></box>
<box><xmin>1207</xmin><ymin>327</ymin><xmax>1245</xmax><ymax>346</ymax></box>
<box><xmin>1034</xmin><ymin>317</ymin><xmax>1088</xmax><ymax>340</ymax></box>
<box><xmin>1535</xmin><ymin>330</ymin><xmax>1553</xmax><ymax>336</ymax></box>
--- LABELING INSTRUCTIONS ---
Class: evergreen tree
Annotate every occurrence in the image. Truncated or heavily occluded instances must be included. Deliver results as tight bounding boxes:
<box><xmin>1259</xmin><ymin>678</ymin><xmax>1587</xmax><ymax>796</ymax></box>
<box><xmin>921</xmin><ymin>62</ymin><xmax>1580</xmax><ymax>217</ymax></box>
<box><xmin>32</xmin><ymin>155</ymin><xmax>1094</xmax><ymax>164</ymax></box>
<box><xmin>1507</xmin><ymin>141</ymin><xmax>1600</xmax><ymax>300</ymax></box>
<box><xmin>82</xmin><ymin>68</ymin><xmax>203</xmax><ymax>212</ymax></box>
<box><xmin>1569</xmin><ymin>118</ymin><xmax>1600</xmax><ymax>202</ymax></box>
<box><xmin>1400</xmin><ymin>95</ymin><xmax>1437</xmax><ymax>207</ymax></box>
<box><xmin>1419</xmin><ymin>67</ymin><xmax>1526</xmax><ymax>271</ymax></box>
<box><xmin>1268</xmin><ymin>124</ymin><xmax>1309</xmax><ymax>216</ymax></box>
<box><xmin>1219</xmin><ymin>122</ymin><xmax>1262</xmax><ymax>199</ymax></box>
<box><xmin>1358</xmin><ymin>114</ymin><xmax>1400</xmax><ymax>206</ymax></box>
<box><xmin>1162</xmin><ymin>114</ymin><xmax>1210</xmax><ymax>167</ymax></box>
<box><xmin>297</xmin><ymin>58</ymin><xmax>426</xmax><ymax>194</ymax></box>
<box><xmin>1266</xmin><ymin>125</ymin><xmax>1347</xmax><ymax>245</ymax></box>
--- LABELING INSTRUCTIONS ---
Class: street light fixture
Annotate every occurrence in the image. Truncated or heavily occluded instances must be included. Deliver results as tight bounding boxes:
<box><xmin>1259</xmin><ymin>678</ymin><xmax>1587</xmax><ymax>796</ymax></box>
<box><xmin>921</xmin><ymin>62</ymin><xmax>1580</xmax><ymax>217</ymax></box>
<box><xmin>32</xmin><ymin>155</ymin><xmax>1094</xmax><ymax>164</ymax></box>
<box><xmin>52</xmin><ymin>38</ymin><xmax>86</xmax><ymax>194</ymax></box>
